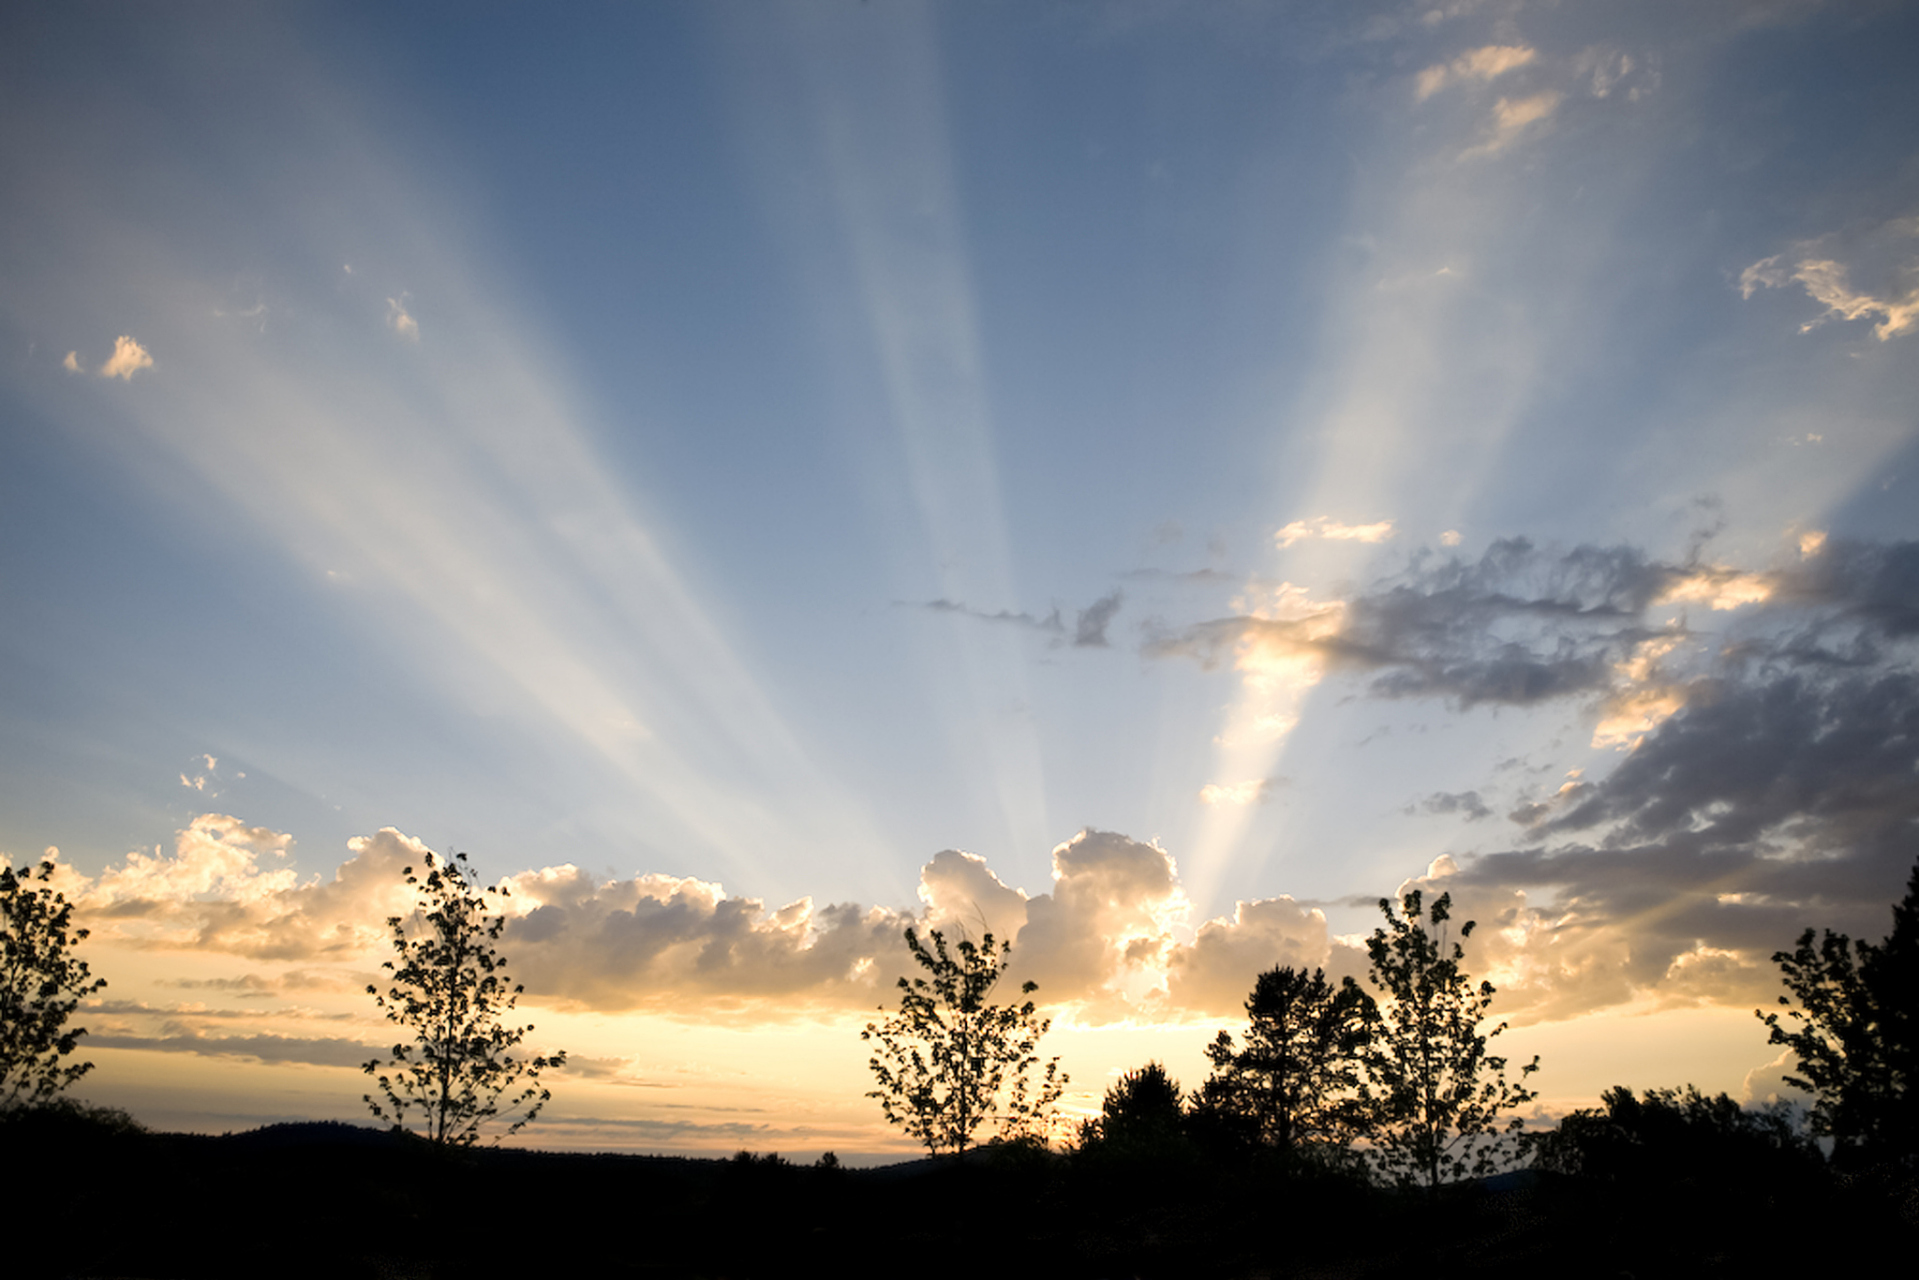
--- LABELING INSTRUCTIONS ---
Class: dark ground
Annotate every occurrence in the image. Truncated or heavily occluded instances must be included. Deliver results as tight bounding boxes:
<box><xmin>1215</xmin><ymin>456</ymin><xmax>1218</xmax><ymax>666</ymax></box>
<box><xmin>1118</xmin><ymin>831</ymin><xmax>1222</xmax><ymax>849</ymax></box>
<box><xmin>5</xmin><ymin>1106</ymin><xmax>1913</xmax><ymax>1279</ymax></box>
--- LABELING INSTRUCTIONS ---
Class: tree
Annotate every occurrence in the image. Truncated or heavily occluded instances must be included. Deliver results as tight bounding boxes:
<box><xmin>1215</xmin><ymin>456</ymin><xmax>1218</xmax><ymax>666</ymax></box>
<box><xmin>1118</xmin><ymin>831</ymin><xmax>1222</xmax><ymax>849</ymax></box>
<box><xmin>1078</xmin><ymin>1060</ymin><xmax>1188</xmax><ymax>1153</ymax></box>
<box><xmin>2</xmin><ymin>859</ymin><xmax>107</xmax><ymax>1110</ymax></box>
<box><xmin>1358</xmin><ymin>889</ymin><xmax>1538</xmax><ymax>1190</ymax></box>
<box><xmin>1531</xmin><ymin>1084</ymin><xmax>1818</xmax><ymax>1184</ymax></box>
<box><xmin>1195</xmin><ymin>965</ymin><xmax>1375</xmax><ymax>1160</ymax></box>
<box><xmin>863</xmin><ymin>926</ymin><xmax>1065</xmax><ymax>1155</ymax></box>
<box><xmin>1757</xmin><ymin>855</ymin><xmax>1919</xmax><ymax>1167</ymax></box>
<box><xmin>363</xmin><ymin>849</ymin><xmax>564</xmax><ymax>1146</ymax></box>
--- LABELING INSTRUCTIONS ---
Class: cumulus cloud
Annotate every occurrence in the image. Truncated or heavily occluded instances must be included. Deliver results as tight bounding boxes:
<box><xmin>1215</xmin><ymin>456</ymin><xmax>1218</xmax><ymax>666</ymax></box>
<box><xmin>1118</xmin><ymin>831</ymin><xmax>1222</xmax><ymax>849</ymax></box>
<box><xmin>1275</xmin><ymin>517</ymin><xmax>1395</xmax><ymax>549</ymax></box>
<box><xmin>63</xmin><ymin>351</ymin><xmax>82</xmax><ymax>373</ymax></box>
<box><xmin>497</xmin><ymin>863</ymin><xmax>915</xmax><ymax>1013</ymax></box>
<box><xmin>68</xmin><ymin>816</ymin><xmax>417</xmax><ymax>959</ymax></box>
<box><xmin>1741</xmin><ymin>215</ymin><xmax>1919</xmax><ymax>341</ymax></box>
<box><xmin>97</xmin><ymin>335</ymin><xmax>154</xmax><ymax>380</ymax></box>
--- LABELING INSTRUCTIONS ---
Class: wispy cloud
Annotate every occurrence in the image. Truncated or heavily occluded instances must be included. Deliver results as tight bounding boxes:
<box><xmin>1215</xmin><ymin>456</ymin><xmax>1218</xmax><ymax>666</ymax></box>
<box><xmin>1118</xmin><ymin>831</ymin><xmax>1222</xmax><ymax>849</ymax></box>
<box><xmin>1741</xmin><ymin>215</ymin><xmax>1919</xmax><ymax>341</ymax></box>
<box><xmin>1414</xmin><ymin>43</ymin><xmax>1537</xmax><ymax>101</ymax></box>
<box><xmin>385</xmin><ymin>296</ymin><xmax>419</xmax><ymax>340</ymax></box>
<box><xmin>1466</xmin><ymin>90</ymin><xmax>1563</xmax><ymax>156</ymax></box>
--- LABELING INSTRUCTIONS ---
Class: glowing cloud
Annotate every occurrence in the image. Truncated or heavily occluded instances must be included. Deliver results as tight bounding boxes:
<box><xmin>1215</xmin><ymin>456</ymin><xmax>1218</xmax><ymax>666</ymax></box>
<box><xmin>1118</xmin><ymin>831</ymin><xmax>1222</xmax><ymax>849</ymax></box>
<box><xmin>1198</xmin><ymin>777</ymin><xmax>1283</xmax><ymax>807</ymax></box>
<box><xmin>1472</xmin><ymin>91</ymin><xmax>1562</xmax><ymax>155</ymax></box>
<box><xmin>1274</xmin><ymin>517</ymin><xmax>1395</xmax><ymax>549</ymax></box>
<box><xmin>63</xmin><ymin>351</ymin><xmax>82</xmax><ymax>373</ymax></box>
<box><xmin>386</xmin><ymin>296</ymin><xmax>419</xmax><ymax>340</ymax></box>
<box><xmin>1741</xmin><ymin>216</ymin><xmax>1919</xmax><ymax>341</ymax></box>
<box><xmin>1414</xmin><ymin>44</ymin><xmax>1538</xmax><ymax>101</ymax></box>
<box><xmin>98</xmin><ymin>335</ymin><xmax>154</xmax><ymax>380</ymax></box>
<box><xmin>1655</xmin><ymin>567</ymin><xmax>1774</xmax><ymax>611</ymax></box>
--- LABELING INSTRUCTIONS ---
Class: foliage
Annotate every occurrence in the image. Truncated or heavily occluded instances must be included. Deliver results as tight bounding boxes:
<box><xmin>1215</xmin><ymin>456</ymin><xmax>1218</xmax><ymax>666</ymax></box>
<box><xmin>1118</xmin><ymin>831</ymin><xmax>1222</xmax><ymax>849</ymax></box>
<box><xmin>363</xmin><ymin>849</ymin><xmax>564</xmax><ymax>1145</ymax></box>
<box><xmin>1195</xmin><ymin>965</ymin><xmax>1375</xmax><ymax>1159</ymax></box>
<box><xmin>1358</xmin><ymin>889</ymin><xmax>1538</xmax><ymax>1189</ymax></box>
<box><xmin>1</xmin><ymin>859</ymin><xmax>107</xmax><ymax>1110</ymax></box>
<box><xmin>1078</xmin><ymin>1060</ymin><xmax>1188</xmax><ymax>1154</ymax></box>
<box><xmin>1758</xmin><ymin>856</ymin><xmax>1919</xmax><ymax>1167</ymax></box>
<box><xmin>1531</xmin><ymin>1084</ymin><xmax>1818</xmax><ymax>1183</ymax></box>
<box><xmin>863</xmin><ymin>926</ymin><xmax>1066</xmax><ymax>1155</ymax></box>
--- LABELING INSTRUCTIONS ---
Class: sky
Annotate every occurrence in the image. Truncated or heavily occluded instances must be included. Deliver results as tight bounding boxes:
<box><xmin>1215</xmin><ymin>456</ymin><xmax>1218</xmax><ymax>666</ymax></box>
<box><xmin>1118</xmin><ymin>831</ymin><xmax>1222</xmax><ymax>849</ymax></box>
<box><xmin>3</xmin><ymin>0</ymin><xmax>1917</xmax><ymax>1158</ymax></box>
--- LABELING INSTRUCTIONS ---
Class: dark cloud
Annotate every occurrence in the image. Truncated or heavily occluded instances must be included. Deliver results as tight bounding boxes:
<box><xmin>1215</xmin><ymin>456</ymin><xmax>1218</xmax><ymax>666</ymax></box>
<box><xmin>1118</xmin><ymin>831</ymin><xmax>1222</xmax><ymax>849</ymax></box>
<box><xmin>1073</xmin><ymin>590</ymin><xmax>1123</xmax><ymax>647</ymax></box>
<box><xmin>87</xmin><ymin>1032</ymin><xmax>379</xmax><ymax>1069</ymax></box>
<box><xmin>908</xmin><ymin>598</ymin><xmax>1063</xmax><ymax>633</ymax></box>
<box><xmin>1146</xmin><ymin>535</ymin><xmax>1919</xmax><ymax>713</ymax></box>
<box><xmin>905</xmin><ymin>592</ymin><xmax>1130</xmax><ymax>649</ymax></box>
<box><xmin>1411</xmin><ymin>790</ymin><xmax>1494</xmax><ymax>821</ymax></box>
<box><xmin>1438</xmin><ymin>665</ymin><xmax>1919</xmax><ymax>1020</ymax></box>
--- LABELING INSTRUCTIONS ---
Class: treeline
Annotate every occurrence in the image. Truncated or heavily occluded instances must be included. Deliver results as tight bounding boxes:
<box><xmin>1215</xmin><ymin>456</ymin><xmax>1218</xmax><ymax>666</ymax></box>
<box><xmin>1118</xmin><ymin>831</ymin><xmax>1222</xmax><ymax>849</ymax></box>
<box><xmin>3</xmin><ymin>851</ymin><xmax>1917</xmax><ymax>1275</ymax></box>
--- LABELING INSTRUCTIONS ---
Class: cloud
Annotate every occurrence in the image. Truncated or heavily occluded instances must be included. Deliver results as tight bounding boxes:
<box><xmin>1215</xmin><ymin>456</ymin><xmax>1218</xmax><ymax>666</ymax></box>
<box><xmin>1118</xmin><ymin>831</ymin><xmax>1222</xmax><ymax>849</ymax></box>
<box><xmin>1150</xmin><ymin>535</ymin><xmax>1919</xmax><ymax>725</ymax></box>
<box><xmin>1275</xmin><ymin>517</ymin><xmax>1396</xmax><ymax>549</ymax></box>
<box><xmin>497</xmin><ymin>862</ymin><xmax>915</xmax><ymax>1014</ymax></box>
<box><xmin>386</xmin><ymin>296</ymin><xmax>419</xmax><ymax>340</ymax></box>
<box><xmin>1414</xmin><ymin>44</ymin><xmax>1537</xmax><ymax>101</ymax></box>
<box><xmin>86</xmin><ymin>1031</ymin><xmax>380</xmax><ymax>1069</ymax></box>
<box><xmin>1198</xmin><ymin>777</ymin><xmax>1285</xmax><ymax>807</ymax></box>
<box><xmin>63</xmin><ymin>351</ymin><xmax>82</xmax><ymax>373</ymax></box>
<box><xmin>1165</xmin><ymin>895</ymin><xmax>1345</xmax><ymax>1017</ymax></box>
<box><xmin>69</xmin><ymin>816</ymin><xmax>417</xmax><ymax>959</ymax></box>
<box><xmin>908</xmin><ymin>591</ymin><xmax>1126</xmax><ymax>649</ymax></box>
<box><xmin>1074</xmin><ymin>590</ymin><xmax>1123</xmax><ymax>647</ymax></box>
<box><xmin>1470</xmin><ymin>91</ymin><xmax>1562</xmax><ymax>154</ymax></box>
<box><xmin>97</xmin><ymin>335</ymin><xmax>154</xmax><ymax>380</ymax></box>
<box><xmin>1741</xmin><ymin>215</ymin><xmax>1919</xmax><ymax>341</ymax></box>
<box><xmin>56</xmin><ymin>575</ymin><xmax>1919</xmax><ymax>1034</ymax></box>
<box><xmin>1411</xmin><ymin>790</ymin><xmax>1493</xmax><ymax>821</ymax></box>
<box><xmin>1440</xmin><ymin>530</ymin><xmax>1463</xmax><ymax>547</ymax></box>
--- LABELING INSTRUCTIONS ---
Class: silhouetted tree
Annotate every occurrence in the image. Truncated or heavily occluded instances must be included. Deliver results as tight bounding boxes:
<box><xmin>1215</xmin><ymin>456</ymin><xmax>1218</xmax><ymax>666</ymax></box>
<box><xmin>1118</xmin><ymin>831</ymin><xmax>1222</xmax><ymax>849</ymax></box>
<box><xmin>1078</xmin><ymin>1060</ymin><xmax>1188</xmax><ymax>1155</ymax></box>
<box><xmin>363</xmin><ymin>849</ymin><xmax>564</xmax><ymax>1145</ymax></box>
<box><xmin>1532</xmin><ymin>1084</ymin><xmax>1818</xmax><ymax>1184</ymax></box>
<box><xmin>863</xmin><ymin>926</ymin><xmax>1065</xmax><ymax>1155</ymax></box>
<box><xmin>1195</xmin><ymin>966</ymin><xmax>1374</xmax><ymax>1161</ymax></box>
<box><xmin>1</xmin><ymin>859</ymin><xmax>107</xmax><ymax>1109</ymax></box>
<box><xmin>1359</xmin><ymin>889</ymin><xmax>1538</xmax><ymax>1190</ymax></box>
<box><xmin>1758</xmin><ymin>855</ymin><xmax>1919</xmax><ymax>1167</ymax></box>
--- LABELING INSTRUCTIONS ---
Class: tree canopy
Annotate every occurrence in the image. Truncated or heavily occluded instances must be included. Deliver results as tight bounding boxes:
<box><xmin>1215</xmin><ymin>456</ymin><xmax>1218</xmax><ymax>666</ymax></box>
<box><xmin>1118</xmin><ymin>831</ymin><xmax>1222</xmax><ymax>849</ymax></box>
<box><xmin>1758</xmin><ymin>855</ymin><xmax>1919</xmax><ymax>1168</ymax></box>
<box><xmin>2</xmin><ymin>859</ymin><xmax>107</xmax><ymax>1110</ymax></box>
<box><xmin>863</xmin><ymin>926</ymin><xmax>1065</xmax><ymax>1155</ymax></box>
<box><xmin>1194</xmin><ymin>965</ymin><xmax>1374</xmax><ymax>1160</ymax></box>
<box><xmin>362</xmin><ymin>849</ymin><xmax>564</xmax><ymax>1145</ymax></box>
<box><xmin>1358</xmin><ymin>889</ymin><xmax>1538</xmax><ymax>1189</ymax></box>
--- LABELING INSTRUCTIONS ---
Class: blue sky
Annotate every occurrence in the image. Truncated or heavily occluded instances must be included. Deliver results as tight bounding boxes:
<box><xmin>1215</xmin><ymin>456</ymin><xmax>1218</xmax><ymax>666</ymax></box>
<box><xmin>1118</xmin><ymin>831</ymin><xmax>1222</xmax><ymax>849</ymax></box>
<box><xmin>4</xmin><ymin>1</ymin><xmax>1917</xmax><ymax>1147</ymax></box>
